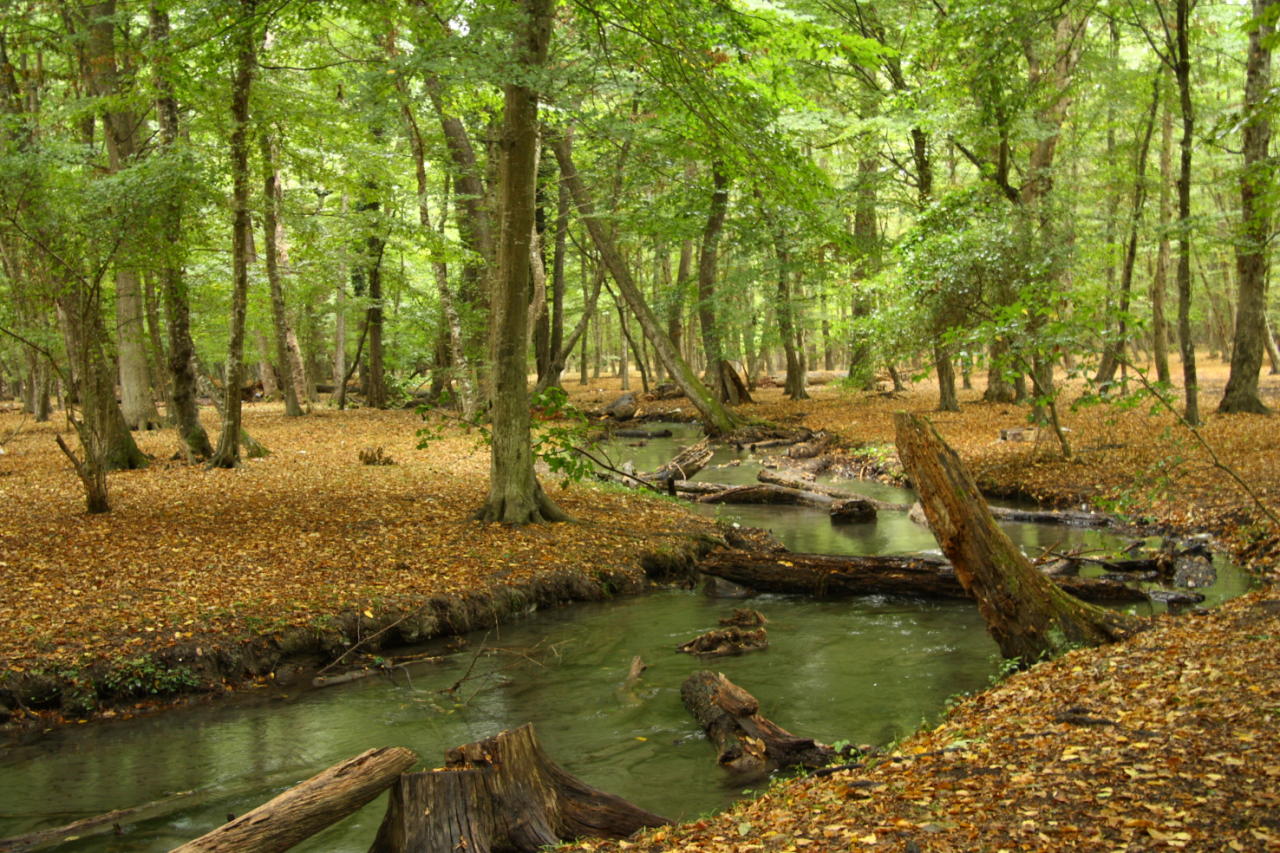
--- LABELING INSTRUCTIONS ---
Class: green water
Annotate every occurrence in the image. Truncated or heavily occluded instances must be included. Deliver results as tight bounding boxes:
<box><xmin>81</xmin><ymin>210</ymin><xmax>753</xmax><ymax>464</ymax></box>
<box><xmin>0</xmin><ymin>424</ymin><xmax>1251</xmax><ymax>850</ymax></box>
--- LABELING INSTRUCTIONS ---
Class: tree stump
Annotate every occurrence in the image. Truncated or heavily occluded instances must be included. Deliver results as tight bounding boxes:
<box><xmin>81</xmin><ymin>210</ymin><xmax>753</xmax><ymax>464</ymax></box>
<box><xmin>369</xmin><ymin>724</ymin><xmax>667</xmax><ymax>852</ymax></box>
<box><xmin>893</xmin><ymin>412</ymin><xmax>1144</xmax><ymax>661</ymax></box>
<box><xmin>680</xmin><ymin>671</ymin><xmax>835</xmax><ymax>781</ymax></box>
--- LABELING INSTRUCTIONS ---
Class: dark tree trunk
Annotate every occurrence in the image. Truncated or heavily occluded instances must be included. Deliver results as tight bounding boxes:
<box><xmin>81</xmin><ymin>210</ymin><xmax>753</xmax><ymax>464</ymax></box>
<box><xmin>894</xmin><ymin>413</ymin><xmax>1144</xmax><ymax>661</ymax></box>
<box><xmin>474</xmin><ymin>0</ymin><xmax>567</xmax><ymax>524</ymax></box>
<box><xmin>697</xmin><ymin>163</ymin><xmax>736</xmax><ymax>402</ymax></box>
<box><xmin>935</xmin><ymin>342</ymin><xmax>959</xmax><ymax>411</ymax></box>
<box><xmin>1219</xmin><ymin>0</ymin><xmax>1275</xmax><ymax>414</ymax></box>
<box><xmin>259</xmin><ymin>130</ymin><xmax>304</xmax><ymax>417</ymax></box>
<box><xmin>1174</xmin><ymin>0</ymin><xmax>1200</xmax><ymax>425</ymax></box>
<box><xmin>370</xmin><ymin>725</ymin><xmax>668</xmax><ymax>852</ymax></box>
<box><xmin>1153</xmin><ymin>91</ymin><xmax>1174</xmax><ymax>385</ymax></box>
<box><xmin>208</xmin><ymin>0</ymin><xmax>256</xmax><ymax>469</ymax></box>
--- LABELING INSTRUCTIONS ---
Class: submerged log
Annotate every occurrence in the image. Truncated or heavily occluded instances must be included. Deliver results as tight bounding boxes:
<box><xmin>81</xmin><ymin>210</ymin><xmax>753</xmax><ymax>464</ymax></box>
<box><xmin>681</xmin><ymin>671</ymin><xmax>835</xmax><ymax>781</ymax></box>
<box><xmin>677</xmin><ymin>626</ymin><xmax>768</xmax><ymax>657</ymax></box>
<box><xmin>894</xmin><ymin>413</ymin><xmax>1144</xmax><ymax>661</ymax></box>
<box><xmin>830</xmin><ymin>498</ymin><xmax>877</xmax><ymax>523</ymax></box>
<box><xmin>369</xmin><ymin>724</ymin><xmax>667</xmax><ymax>852</ymax></box>
<box><xmin>615</xmin><ymin>427</ymin><xmax>673</xmax><ymax>438</ymax></box>
<box><xmin>173</xmin><ymin>747</ymin><xmax>417</xmax><ymax>853</ymax></box>
<box><xmin>720</xmin><ymin>608</ymin><xmax>768</xmax><ymax>628</ymax></box>
<box><xmin>699</xmin><ymin>540</ymin><xmax>1146</xmax><ymax>603</ymax></box>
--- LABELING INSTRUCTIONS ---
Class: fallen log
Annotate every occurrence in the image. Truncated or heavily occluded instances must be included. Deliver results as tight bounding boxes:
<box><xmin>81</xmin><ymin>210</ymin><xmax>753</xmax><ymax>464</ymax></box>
<box><xmin>369</xmin><ymin>724</ymin><xmax>667</xmax><ymax>852</ymax></box>
<box><xmin>830</xmin><ymin>498</ymin><xmax>877</xmax><ymax>523</ymax></box>
<box><xmin>894</xmin><ymin>413</ymin><xmax>1143</xmax><ymax>661</ymax></box>
<box><xmin>173</xmin><ymin>746</ymin><xmax>417</xmax><ymax>853</ymax></box>
<box><xmin>677</xmin><ymin>626</ymin><xmax>768</xmax><ymax>656</ymax></box>
<box><xmin>0</xmin><ymin>791</ymin><xmax>198</xmax><ymax>853</ymax></box>
<box><xmin>646</xmin><ymin>438</ymin><xmax>713</xmax><ymax>483</ymax></box>
<box><xmin>699</xmin><ymin>542</ymin><xmax>1147</xmax><ymax>603</ymax></box>
<box><xmin>614</xmin><ymin>427</ymin><xmax>673</xmax><ymax>438</ymax></box>
<box><xmin>680</xmin><ymin>671</ymin><xmax>836</xmax><ymax>781</ymax></box>
<box><xmin>697</xmin><ymin>483</ymin><xmax>835</xmax><ymax>508</ymax></box>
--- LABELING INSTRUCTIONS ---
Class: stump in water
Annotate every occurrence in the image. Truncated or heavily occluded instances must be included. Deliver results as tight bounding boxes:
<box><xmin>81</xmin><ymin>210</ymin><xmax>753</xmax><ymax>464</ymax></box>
<box><xmin>369</xmin><ymin>724</ymin><xmax>667</xmax><ymax>852</ymax></box>
<box><xmin>893</xmin><ymin>412</ymin><xmax>1145</xmax><ymax>661</ymax></box>
<box><xmin>174</xmin><ymin>747</ymin><xmax>417</xmax><ymax>853</ymax></box>
<box><xmin>678</xmin><ymin>626</ymin><xmax>768</xmax><ymax>656</ymax></box>
<box><xmin>681</xmin><ymin>671</ymin><xmax>835</xmax><ymax>781</ymax></box>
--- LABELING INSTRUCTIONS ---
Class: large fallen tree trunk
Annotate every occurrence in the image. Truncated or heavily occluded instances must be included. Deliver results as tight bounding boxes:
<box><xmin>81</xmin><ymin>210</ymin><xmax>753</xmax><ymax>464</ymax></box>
<box><xmin>369</xmin><ymin>724</ymin><xmax>667</xmax><ymax>852</ymax></box>
<box><xmin>894</xmin><ymin>413</ymin><xmax>1144</xmax><ymax>661</ymax></box>
<box><xmin>681</xmin><ymin>671</ymin><xmax>836</xmax><ymax>781</ymax></box>
<box><xmin>173</xmin><ymin>747</ymin><xmax>417</xmax><ymax>853</ymax></box>
<box><xmin>755</xmin><ymin>469</ymin><xmax>1111</xmax><ymax>526</ymax></box>
<box><xmin>699</xmin><ymin>542</ymin><xmax>1145</xmax><ymax>603</ymax></box>
<box><xmin>697</xmin><ymin>483</ymin><xmax>835</xmax><ymax>508</ymax></box>
<box><xmin>645</xmin><ymin>438</ymin><xmax>713</xmax><ymax>484</ymax></box>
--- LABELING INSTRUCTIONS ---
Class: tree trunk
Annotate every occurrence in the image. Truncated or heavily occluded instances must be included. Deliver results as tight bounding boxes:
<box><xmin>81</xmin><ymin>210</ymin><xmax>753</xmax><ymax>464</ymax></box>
<box><xmin>935</xmin><ymin>342</ymin><xmax>959</xmax><ymax>411</ymax></box>
<box><xmin>553</xmin><ymin>134</ymin><xmax>739</xmax><ymax>435</ymax></box>
<box><xmin>370</xmin><ymin>725</ymin><xmax>667</xmax><ymax>853</ymax></box>
<box><xmin>698</xmin><ymin>163</ymin><xmax>737</xmax><ymax>402</ymax></box>
<box><xmin>173</xmin><ymin>747</ymin><xmax>416</xmax><ymax>853</ymax></box>
<box><xmin>474</xmin><ymin>0</ymin><xmax>567</xmax><ymax>524</ymax></box>
<box><xmin>1219</xmin><ymin>0</ymin><xmax>1275</xmax><ymax>414</ymax></box>
<box><xmin>259</xmin><ymin>130</ymin><xmax>304</xmax><ymax>417</ymax></box>
<box><xmin>893</xmin><ymin>412</ymin><xmax>1144</xmax><ymax>661</ymax></box>
<box><xmin>680</xmin><ymin>671</ymin><xmax>835</xmax><ymax>781</ymax></box>
<box><xmin>1174</xmin><ymin>0</ymin><xmax>1200</xmax><ymax>425</ymax></box>
<box><xmin>208</xmin><ymin>0</ymin><xmax>256</xmax><ymax>469</ymax></box>
<box><xmin>1152</xmin><ymin>85</ymin><xmax>1174</xmax><ymax>384</ymax></box>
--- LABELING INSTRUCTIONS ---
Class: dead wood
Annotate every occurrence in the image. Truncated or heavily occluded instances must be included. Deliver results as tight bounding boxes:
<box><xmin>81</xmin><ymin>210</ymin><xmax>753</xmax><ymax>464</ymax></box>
<box><xmin>697</xmin><ymin>483</ymin><xmax>835</xmax><ymax>508</ymax></box>
<box><xmin>678</xmin><ymin>626</ymin><xmax>768</xmax><ymax>657</ymax></box>
<box><xmin>369</xmin><ymin>724</ymin><xmax>668</xmax><ymax>852</ymax></box>
<box><xmin>719</xmin><ymin>608</ymin><xmax>767</xmax><ymax>628</ymax></box>
<box><xmin>894</xmin><ymin>412</ymin><xmax>1144</xmax><ymax>661</ymax></box>
<box><xmin>173</xmin><ymin>746</ymin><xmax>417</xmax><ymax>852</ymax></box>
<box><xmin>645</xmin><ymin>438</ymin><xmax>713</xmax><ymax>483</ymax></box>
<box><xmin>680</xmin><ymin>671</ymin><xmax>836</xmax><ymax>781</ymax></box>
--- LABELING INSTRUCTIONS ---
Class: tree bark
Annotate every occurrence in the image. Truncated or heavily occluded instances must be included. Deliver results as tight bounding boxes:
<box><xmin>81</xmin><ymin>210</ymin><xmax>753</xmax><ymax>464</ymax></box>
<box><xmin>680</xmin><ymin>671</ymin><xmax>836</xmax><ymax>781</ymax></box>
<box><xmin>474</xmin><ymin>0</ymin><xmax>567</xmax><ymax>524</ymax></box>
<box><xmin>208</xmin><ymin>0</ymin><xmax>257</xmax><ymax>469</ymax></box>
<box><xmin>1219</xmin><ymin>0</ymin><xmax>1275</xmax><ymax>414</ymax></box>
<box><xmin>894</xmin><ymin>413</ymin><xmax>1144</xmax><ymax>660</ymax></box>
<box><xmin>370</xmin><ymin>725</ymin><xmax>668</xmax><ymax>852</ymax></box>
<box><xmin>259</xmin><ymin>130</ymin><xmax>304</xmax><ymax>417</ymax></box>
<box><xmin>173</xmin><ymin>747</ymin><xmax>416</xmax><ymax>853</ymax></box>
<box><xmin>1173</xmin><ymin>0</ymin><xmax>1200</xmax><ymax>425</ymax></box>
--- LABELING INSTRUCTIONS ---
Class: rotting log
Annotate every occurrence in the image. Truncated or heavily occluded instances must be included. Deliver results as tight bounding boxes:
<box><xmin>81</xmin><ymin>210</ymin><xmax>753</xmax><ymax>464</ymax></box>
<box><xmin>894</xmin><ymin>412</ymin><xmax>1144</xmax><ymax>661</ymax></box>
<box><xmin>680</xmin><ymin>671</ymin><xmax>835</xmax><ymax>781</ymax></box>
<box><xmin>697</xmin><ymin>483</ymin><xmax>835</xmax><ymax>508</ymax></box>
<box><xmin>677</xmin><ymin>626</ymin><xmax>768</xmax><ymax>656</ymax></box>
<box><xmin>615</xmin><ymin>428</ymin><xmax>673</xmax><ymax>438</ymax></box>
<box><xmin>369</xmin><ymin>724</ymin><xmax>668</xmax><ymax>852</ymax></box>
<box><xmin>831</xmin><ymin>497</ymin><xmax>877</xmax><ymax>523</ymax></box>
<box><xmin>756</xmin><ymin>469</ymin><xmax>1111</xmax><ymax>527</ymax></box>
<box><xmin>645</xmin><ymin>438</ymin><xmax>713</xmax><ymax>484</ymax></box>
<box><xmin>173</xmin><ymin>747</ymin><xmax>417</xmax><ymax>853</ymax></box>
<box><xmin>699</xmin><ymin>538</ymin><xmax>1146</xmax><ymax>603</ymax></box>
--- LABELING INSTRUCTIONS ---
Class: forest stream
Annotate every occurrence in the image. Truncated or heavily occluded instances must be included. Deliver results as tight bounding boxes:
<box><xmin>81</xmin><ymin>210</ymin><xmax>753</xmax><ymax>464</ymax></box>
<box><xmin>0</xmin><ymin>424</ymin><xmax>1252</xmax><ymax>851</ymax></box>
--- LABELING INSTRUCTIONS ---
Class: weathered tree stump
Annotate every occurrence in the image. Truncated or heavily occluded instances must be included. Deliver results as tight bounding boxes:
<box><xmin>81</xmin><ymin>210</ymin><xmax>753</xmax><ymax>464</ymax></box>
<box><xmin>369</xmin><ymin>724</ymin><xmax>667</xmax><ymax>853</ymax></box>
<box><xmin>173</xmin><ymin>747</ymin><xmax>417</xmax><ymax>853</ymax></box>
<box><xmin>680</xmin><ymin>671</ymin><xmax>835</xmax><ymax>781</ymax></box>
<box><xmin>894</xmin><ymin>413</ymin><xmax>1144</xmax><ymax>661</ymax></box>
<box><xmin>677</xmin><ymin>626</ymin><xmax>768</xmax><ymax>656</ymax></box>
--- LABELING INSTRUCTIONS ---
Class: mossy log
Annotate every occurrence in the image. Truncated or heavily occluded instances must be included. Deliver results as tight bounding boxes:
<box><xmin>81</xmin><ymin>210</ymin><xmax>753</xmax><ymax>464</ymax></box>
<box><xmin>369</xmin><ymin>724</ymin><xmax>668</xmax><ymax>852</ymax></box>
<box><xmin>893</xmin><ymin>412</ymin><xmax>1144</xmax><ymax>661</ymax></box>
<box><xmin>680</xmin><ymin>671</ymin><xmax>835</xmax><ymax>781</ymax></box>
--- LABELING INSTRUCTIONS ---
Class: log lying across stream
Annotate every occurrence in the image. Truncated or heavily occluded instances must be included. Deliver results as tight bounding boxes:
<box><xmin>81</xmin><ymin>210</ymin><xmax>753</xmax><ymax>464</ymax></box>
<box><xmin>700</xmin><ymin>528</ymin><xmax>1147</xmax><ymax>603</ymax></box>
<box><xmin>681</xmin><ymin>671</ymin><xmax>836</xmax><ymax>781</ymax></box>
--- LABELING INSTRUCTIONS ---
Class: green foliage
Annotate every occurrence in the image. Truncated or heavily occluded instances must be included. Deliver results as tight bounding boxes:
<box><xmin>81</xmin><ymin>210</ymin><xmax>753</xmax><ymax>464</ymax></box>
<box><xmin>104</xmin><ymin>656</ymin><xmax>201</xmax><ymax>698</ymax></box>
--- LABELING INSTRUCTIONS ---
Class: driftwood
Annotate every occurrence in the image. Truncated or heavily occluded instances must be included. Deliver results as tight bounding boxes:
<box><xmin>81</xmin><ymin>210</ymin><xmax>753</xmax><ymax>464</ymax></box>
<box><xmin>680</xmin><ymin>671</ymin><xmax>835</xmax><ymax>781</ymax></box>
<box><xmin>720</xmin><ymin>608</ymin><xmax>767</xmax><ymax>628</ymax></box>
<box><xmin>894</xmin><ymin>413</ymin><xmax>1143</xmax><ymax>661</ymax></box>
<box><xmin>173</xmin><ymin>746</ymin><xmax>417</xmax><ymax>852</ymax></box>
<box><xmin>369</xmin><ymin>724</ymin><xmax>667</xmax><ymax>852</ymax></box>
<box><xmin>677</xmin><ymin>626</ymin><xmax>768</xmax><ymax>656</ymax></box>
<box><xmin>645</xmin><ymin>438</ymin><xmax>713</xmax><ymax>484</ymax></box>
<box><xmin>755</xmin><ymin>469</ymin><xmax>1110</xmax><ymax>527</ymax></box>
<box><xmin>0</xmin><ymin>791</ymin><xmax>199</xmax><ymax>853</ymax></box>
<box><xmin>699</xmin><ymin>533</ymin><xmax>1147</xmax><ymax>603</ymax></box>
<box><xmin>697</xmin><ymin>483</ymin><xmax>835</xmax><ymax>508</ymax></box>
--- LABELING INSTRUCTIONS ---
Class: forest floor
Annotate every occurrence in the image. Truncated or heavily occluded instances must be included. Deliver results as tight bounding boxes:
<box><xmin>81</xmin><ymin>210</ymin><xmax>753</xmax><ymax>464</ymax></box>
<box><xmin>1</xmin><ymin>357</ymin><xmax>1278</xmax><ymax>849</ymax></box>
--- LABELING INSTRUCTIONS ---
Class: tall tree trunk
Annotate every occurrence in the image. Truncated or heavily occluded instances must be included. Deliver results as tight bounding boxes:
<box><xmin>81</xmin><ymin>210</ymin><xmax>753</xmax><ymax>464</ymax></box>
<box><xmin>473</xmin><ymin>0</ymin><xmax>567</xmax><ymax>524</ymax></box>
<box><xmin>935</xmin><ymin>343</ymin><xmax>959</xmax><ymax>411</ymax></box>
<box><xmin>1152</xmin><ymin>82</ymin><xmax>1174</xmax><ymax>385</ymax></box>
<box><xmin>208</xmin><ymin>0</ymin><xmax>257</xmax><ymax>469</ymax></box>
<box><xmin>1174</xmin><ymin>0</ymin><xmax>1200</xmax><ymax>425</ymax></box>
<box><xmin>1219</xmin><ymin>0</ymin><xmax>1275</xmax><ymax>413</ymax></box>
<box><xmin>553</xmin><ymin>134</ymin><xmax>740</xmax><ymax>435</ymax></box>
<box><xmin>697</xmin><ymin>163</ymin><xmax>738</xmax><ymax>403</ymax></box>
<box><xmin>259</xmin><ymin>130</ymin><xmax>304</xmax><ymax>417</ymax></box>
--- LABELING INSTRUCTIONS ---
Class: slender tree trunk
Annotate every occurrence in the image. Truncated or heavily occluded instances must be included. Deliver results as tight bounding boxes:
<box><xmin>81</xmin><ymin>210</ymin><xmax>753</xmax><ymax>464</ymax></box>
<box><xmin>697</xmin><ymin>163</ymin><xmax>737</xmax><ymax>402</ymax></box>
<box><xmin>259</xmin><ymin>130</ymin><xmax>304</xmax><ymax>416</ymax></box>
<box><xmin>1152</xmin><ymin>85</ymin><xmax>1174</xmax><ymax>384</ymax></box>
<box><xmin>474</xmin><ymin>0</ymin><xmax>567</xmax><ymax>524</ymax></box>
<box><xmin>209</xmin><ymin>0</ymin><xmax>257</xmax><ymax>469</ymax></box>
<box><xmin>1174</xmin><ymin>0</ymin><xmax>1200</xmax><ymax>424</ymax></box>
<box><xmin>1219</xmin><ymin>0</ymin><xmax>1275</xmax><ymax>413</ymax></box>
